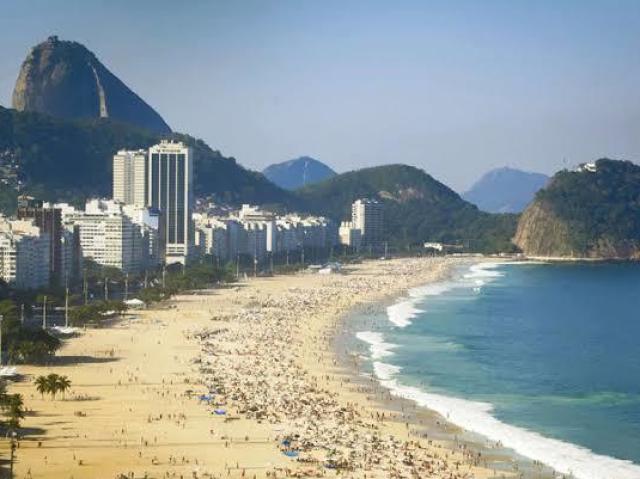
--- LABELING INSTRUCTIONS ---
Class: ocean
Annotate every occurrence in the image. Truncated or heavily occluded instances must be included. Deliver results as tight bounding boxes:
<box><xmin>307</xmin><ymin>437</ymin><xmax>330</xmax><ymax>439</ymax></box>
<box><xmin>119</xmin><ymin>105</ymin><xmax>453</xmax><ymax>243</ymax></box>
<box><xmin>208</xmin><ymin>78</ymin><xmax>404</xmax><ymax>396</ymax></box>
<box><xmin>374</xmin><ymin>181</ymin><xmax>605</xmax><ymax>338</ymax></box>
<box><xmin>353</xmin><ymin>261</ymin><xmax>640</xmax><ymax>479</ymax></box>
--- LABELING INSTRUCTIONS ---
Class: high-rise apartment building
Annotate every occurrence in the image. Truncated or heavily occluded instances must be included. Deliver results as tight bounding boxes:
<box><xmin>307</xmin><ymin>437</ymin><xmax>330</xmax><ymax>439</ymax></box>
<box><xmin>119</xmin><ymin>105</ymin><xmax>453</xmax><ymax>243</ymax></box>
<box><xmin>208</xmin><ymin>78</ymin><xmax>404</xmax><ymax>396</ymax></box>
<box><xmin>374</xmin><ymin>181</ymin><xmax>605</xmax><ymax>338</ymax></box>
<box><xmin>339</xmin><ymin>221</ymin><xmax>362</xmax><ymax>251</ymax></box>
<box><xmin>351</xmin><ymin>198</ymin><xmax>383</xmax><ymax>250</ymax></box>
<box><xmin>0</xmin><ymin>218</ymin><xmax>51</xmax><ymax>289</ymax></box>
<box><xmin>60</xmin><ymin>199</ymin><xmax>155</xmax><ymax>274</ymax></box>
<box><xmin>17</xmin><ymin>195</ymin><xmax>62</xmax><ymax>283</ymax></box>
<box><xmin>113</xmin><ymin>149</ymin><xmax>147</xmax><ymax>206</ymax></box>
<box><xmin>147</xmin><ymin>140</ymin><xmax>194</xmax><ymax>264</ymax></box>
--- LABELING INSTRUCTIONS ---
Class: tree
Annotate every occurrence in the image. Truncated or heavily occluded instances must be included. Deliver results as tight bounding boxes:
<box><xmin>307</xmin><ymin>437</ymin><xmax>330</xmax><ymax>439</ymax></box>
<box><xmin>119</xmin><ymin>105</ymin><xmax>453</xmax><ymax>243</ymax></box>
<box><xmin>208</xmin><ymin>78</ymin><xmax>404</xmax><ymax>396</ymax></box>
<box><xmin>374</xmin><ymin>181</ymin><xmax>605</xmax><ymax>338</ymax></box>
<box><xmin>45</xmin><ymin>373</ymin><xmax>60</xmax><ymax>400</ymax></box>
<box><xmin>56</xmin><ymin>375</ymin><xmax>71</xmax><ymax>399</ymax></box>
<box><xmin>3</xmin><ymin>394</ymin><xmax>24</xmax><ymax>430</ymax></box>
<box><xmin>34</xmin><ymin>375</ymin><xmax>48</xmax><ymax>399</ymax></box>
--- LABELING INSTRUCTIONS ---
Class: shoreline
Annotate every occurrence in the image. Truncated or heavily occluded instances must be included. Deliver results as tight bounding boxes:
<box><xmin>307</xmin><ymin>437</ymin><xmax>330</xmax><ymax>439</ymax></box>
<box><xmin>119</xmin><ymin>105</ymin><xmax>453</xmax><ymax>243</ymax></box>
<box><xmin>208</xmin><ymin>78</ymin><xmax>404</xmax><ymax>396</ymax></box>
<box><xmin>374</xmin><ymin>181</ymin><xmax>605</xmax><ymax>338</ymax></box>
<box><xmin>330</xmin><ymin>261</ymin><xmax>558</xmax><ymax>478</ymax></box>
<box><xmin>342</xmin><ymin>260</ymin><xmax>640</xmax><ymax>479</ymax></box>
<box><xmin>5</xmin><ymin>257</ymin><xmax>537</xmax><ymax>478</ymax></box>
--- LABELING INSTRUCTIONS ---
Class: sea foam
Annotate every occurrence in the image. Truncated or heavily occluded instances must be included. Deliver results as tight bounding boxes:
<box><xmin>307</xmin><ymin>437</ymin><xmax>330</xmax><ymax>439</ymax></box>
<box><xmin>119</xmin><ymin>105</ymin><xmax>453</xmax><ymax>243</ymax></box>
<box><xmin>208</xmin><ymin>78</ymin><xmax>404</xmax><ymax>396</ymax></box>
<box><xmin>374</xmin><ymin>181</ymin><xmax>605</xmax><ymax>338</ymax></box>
<box><xmin>373</xmin><ymin>363</ymin><xmax>640</xmax><ymax>479</ymax></box>
<box><xmin>355</xmin><ymin>331</ymin><xmax>397</xmax><ymax>360</ymax></box>
<box><xmin>363</xmin><ymin>262</ymin><xmax>640</xmax><ymax>479</ymax></box>
<box><xmin>387</xmin><ymin>281</ymin><xmax>454</xmax><ymax>328</ymax></box>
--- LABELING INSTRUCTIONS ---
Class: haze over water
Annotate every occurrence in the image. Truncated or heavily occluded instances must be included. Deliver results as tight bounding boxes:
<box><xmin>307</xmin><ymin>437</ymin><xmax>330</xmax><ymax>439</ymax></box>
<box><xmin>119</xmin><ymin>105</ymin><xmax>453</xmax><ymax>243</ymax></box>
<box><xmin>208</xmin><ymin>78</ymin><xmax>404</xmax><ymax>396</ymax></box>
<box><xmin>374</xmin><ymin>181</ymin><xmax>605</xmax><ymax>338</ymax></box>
<box><xmin>356</xmin><ymin>262</ymin><xmax>640</xmax><ymax>479</ymax></box>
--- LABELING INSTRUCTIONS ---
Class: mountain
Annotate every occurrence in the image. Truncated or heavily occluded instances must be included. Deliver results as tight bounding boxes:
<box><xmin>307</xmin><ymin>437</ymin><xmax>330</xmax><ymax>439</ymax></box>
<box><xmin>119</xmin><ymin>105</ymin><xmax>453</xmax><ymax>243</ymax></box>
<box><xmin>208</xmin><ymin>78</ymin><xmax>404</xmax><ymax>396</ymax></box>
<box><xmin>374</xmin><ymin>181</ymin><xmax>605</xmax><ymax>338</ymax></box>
<box><xmin>463</xmin><ymin>167</ymin><xmax>549</xmax><ymax>213</ymax></box>
<box><xmin>0</xmin><ymin>107</ymin><xmax>517</xmax><ymax>253</ymax></box>
<box><xmin>12</xmin><ymin>36</ymin><xmax>171</xmax><ymax>134</ymax></box>
<box><xmin>514</xmin><ymin>159</ymin><xmax>640</xmax><ymax>258</ymax></box>
<box><xmin>298</xmin><ymin>164</ymin><xmax>518</xmax><ymax>253</ymax></box>
<box><xmin>0</xmin><ymin>106</ymin><xmax>296</xmax><ymax>210</ymax></box>
<box><xmin>263</xmin><ymin>156</ymin><xmax>336</xmax><ymax>190</ymax></box>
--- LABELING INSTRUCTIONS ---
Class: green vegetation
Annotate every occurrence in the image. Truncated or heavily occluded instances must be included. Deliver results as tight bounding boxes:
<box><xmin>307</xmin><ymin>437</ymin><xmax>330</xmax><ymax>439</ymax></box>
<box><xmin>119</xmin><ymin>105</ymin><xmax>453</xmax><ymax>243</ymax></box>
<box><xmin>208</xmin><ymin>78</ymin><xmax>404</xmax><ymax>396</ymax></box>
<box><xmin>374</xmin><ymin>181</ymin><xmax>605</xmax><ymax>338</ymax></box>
<box><xmin>34</xmin><ymin>373</ymin><xmax>71</xmax><ymax>400</ymax></box>
<box><xmin>533</xmin><ymin>159</ymin><xmax>640</xmax><ymax>254</ymax></box>
<box><xmin>298</xmin><ymin>164</ymin><xmax>518</xmax><ymax>253</ymax></box>
<box><xmin>0</xmin><ymin>380</ymin><xmax>24</xmax><ymax>431</ymax></box>
<box><xmin>68</xmin><ymin>300</ymin><xmax>127</xmax><ymax>327</ymax></box>
<box><xmin>0</xmin><ymin>106</ymin><xmax>296</xmax><ymax>212</ymax></box>
<box><xmin>135</xmin><ymin>260</ymin><xmax>236</xmax><ymax>306</ymax></box>
<box><xmin>0</xmin><ymin>106</ymin><xmax>519</xmax><ymax>253</ymax></box>
<box><xmin>0</xmin><ymin>299</ymin><xmax>61</xmax><ymax>364</ymax></box>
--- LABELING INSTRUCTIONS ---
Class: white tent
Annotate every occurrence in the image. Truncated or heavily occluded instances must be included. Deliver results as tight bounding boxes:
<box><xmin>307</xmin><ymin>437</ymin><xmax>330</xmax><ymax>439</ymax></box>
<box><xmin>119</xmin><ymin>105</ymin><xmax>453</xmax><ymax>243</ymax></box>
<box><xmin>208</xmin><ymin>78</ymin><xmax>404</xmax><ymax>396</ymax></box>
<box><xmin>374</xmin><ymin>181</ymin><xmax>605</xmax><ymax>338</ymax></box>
<box><xmin>124</xmin><ymin>298</ymin><xmax>146</xmax><ymax>309</ymax></box>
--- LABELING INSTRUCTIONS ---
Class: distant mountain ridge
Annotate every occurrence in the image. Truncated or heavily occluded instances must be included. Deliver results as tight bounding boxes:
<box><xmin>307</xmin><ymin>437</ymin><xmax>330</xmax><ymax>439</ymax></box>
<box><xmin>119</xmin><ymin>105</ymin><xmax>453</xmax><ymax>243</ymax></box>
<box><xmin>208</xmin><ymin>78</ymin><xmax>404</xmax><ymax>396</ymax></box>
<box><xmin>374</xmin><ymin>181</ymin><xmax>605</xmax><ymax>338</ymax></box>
<box><xmin>2</xmin><ymin>37</ymin><xmax>519</xmax><ymax>253</ymax></box>
<box><xmin>12</xmin><ymin>36</ymin><xmax>171</xmax><ymax>134</ymax></box>
<box><xmin>0</xmin><ymin>106</ymin><xmax>517</xmax><ymax>252</ymax></box>
<box><xmin>298</xmin><ymin>164</ymin><xmax>518</xmax><ymax>253</ymax></box>
<box><xmin>263</xmin><ymin>156</ymin><xmax>336</xmax><ymax>190</ymax></box>
<box><xmin>0</xmin><ymin>106</ymin><xmax>296</xmax><ymax>210</ymax></box>
<box><xmin>463</xmin><ymin>167</ymin><xmax>549</xmax><ymax>213</ymax></box>
<box><xmin>514</xmin><ymin>159</ymin><xmax>640</xmax><ymax>258</ymax></box>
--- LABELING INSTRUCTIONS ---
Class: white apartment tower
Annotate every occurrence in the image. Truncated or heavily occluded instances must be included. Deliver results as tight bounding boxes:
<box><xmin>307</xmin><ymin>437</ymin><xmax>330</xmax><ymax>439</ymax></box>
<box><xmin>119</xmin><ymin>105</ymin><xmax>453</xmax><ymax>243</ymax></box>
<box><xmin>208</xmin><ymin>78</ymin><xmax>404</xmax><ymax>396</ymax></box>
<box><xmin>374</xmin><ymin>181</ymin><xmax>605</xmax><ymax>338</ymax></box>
<box><xmin>63</xmin><ymin>200</ymin><xmax>147</xmax><ymax>274</ymax></box>
<box><xmin>147</xmin><ymin>140</ymin><xmax>194</xmax><ymax>264</ymax></box>
<box><xmin>351</xmin><ymin>198</ymin><xmax>383</xmax><ymax>249</ymax></box>
<box><xmin>0</xmin><ymin>219</ymin><xmax>51</xmax><ymax>289</ymax></box>
<box><xmin>113</xmin><ymin>149</ymin><xmax>147</xmax><ymax>206</ymax></box>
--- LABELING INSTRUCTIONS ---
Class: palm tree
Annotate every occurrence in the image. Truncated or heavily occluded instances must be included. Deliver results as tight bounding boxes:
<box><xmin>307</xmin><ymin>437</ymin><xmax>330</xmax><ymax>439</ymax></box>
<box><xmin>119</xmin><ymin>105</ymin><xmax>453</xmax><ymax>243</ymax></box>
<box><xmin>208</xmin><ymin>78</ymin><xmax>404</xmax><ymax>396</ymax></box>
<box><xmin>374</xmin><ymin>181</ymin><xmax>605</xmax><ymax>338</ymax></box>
<box><xmin>4</xmin><ymin>394</ymin><xmax>24</xmax><ymax>430</ymax></box>
<box><xmin>34</xmin><ymin>375</ymin><xmax>49</xmax><ymax>399</ymax></box>
<box><xmin>45</xmin><ymin>373</ymin><xmax>60</xmax><ymax>400</ymax></box>
<box><xmin>56</xmin><ymin>375</ymin><xmax>71</xmax><ymax>399</ymax></box>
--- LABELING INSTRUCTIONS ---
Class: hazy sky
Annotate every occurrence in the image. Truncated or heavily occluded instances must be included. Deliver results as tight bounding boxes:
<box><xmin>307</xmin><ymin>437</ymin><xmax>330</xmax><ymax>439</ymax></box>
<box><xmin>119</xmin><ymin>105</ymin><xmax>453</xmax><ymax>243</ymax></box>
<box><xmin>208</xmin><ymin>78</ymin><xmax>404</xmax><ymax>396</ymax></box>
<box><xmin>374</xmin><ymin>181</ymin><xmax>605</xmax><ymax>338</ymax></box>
<box><xmin>1</xmin><ymin>1</ymin><xmax>640</xmax><ymax>191</ymax></box>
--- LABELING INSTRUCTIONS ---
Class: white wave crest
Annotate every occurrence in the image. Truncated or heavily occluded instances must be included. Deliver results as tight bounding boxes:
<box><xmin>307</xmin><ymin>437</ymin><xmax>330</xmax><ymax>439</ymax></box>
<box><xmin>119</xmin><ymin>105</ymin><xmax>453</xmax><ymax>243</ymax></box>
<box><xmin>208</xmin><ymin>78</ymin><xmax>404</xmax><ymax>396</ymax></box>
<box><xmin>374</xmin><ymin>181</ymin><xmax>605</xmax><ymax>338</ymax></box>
<box><xmin>373</xmin><ymin>363</ymin><xmax>640</xmax><ymax>479</ymax></box>
<box><xmin>372</xmin><ymin>361</ymin><xmax>402</xmax><ymax>380</ymax></box>
<box><xmin>386</xmin><ymin>282</ymin><xmax>454</xmax><ymax>328</ymax></box>
<box><xmin>355</xmin><ymin>331</ymin><xmax>397</xmax><ymax>360</ymax></box>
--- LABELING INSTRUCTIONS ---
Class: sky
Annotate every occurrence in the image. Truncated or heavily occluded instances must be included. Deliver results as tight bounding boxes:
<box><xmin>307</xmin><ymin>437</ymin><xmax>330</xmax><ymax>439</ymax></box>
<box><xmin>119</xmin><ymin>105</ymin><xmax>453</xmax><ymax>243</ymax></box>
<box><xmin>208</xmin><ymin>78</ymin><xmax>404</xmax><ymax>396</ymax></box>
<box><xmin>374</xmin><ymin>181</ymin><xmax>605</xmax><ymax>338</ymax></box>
<box><xmin>1</xmin><ymin>0</ymin><xmax>640</xmax><ymax>191</ymax></box>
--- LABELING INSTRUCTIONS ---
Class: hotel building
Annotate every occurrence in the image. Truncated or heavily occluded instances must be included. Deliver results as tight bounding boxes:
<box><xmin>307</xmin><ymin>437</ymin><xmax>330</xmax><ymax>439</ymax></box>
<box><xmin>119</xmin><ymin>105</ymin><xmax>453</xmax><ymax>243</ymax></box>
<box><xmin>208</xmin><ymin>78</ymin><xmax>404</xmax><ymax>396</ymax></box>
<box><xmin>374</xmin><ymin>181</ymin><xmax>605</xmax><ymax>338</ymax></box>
<box><xmin>148</xmin><ymin>140</ymin><xmax>194</xmax><ymax>264</ymax></box>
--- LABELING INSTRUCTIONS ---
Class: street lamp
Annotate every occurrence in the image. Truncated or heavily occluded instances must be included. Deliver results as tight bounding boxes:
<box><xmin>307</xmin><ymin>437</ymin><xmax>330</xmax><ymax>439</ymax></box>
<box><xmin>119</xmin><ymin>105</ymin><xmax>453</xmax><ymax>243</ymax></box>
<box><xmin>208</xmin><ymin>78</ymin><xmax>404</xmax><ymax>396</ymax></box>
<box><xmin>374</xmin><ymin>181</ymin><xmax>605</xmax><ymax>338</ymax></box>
<box><xmin>0</xmin><ymin>314</ymin><xmax>3</xmax><ymax>366</ymax></box>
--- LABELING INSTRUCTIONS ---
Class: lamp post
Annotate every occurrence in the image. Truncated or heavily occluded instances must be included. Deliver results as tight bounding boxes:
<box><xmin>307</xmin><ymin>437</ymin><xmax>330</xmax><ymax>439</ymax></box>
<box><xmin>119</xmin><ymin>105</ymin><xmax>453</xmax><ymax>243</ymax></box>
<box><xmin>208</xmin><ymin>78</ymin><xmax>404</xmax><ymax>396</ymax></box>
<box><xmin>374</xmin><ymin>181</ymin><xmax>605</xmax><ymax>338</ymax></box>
<box><xmin>65</xmin><ymin>286</ymin><xmax>69</xmax><ymax>328</ymax></box>
<box><xmin>42</xmin><ymin>295</ymin><xmax>47</xmax><ymax>330</ymax></box>
<box><xmin>83</xmin><ymin>268</ymin><xmax>88</xmax><ymax>305</ymax></box>
<box><xmin>0</xmin><ymin>314</ymin><xmax>4</xmax><ymax>366</ymax></box>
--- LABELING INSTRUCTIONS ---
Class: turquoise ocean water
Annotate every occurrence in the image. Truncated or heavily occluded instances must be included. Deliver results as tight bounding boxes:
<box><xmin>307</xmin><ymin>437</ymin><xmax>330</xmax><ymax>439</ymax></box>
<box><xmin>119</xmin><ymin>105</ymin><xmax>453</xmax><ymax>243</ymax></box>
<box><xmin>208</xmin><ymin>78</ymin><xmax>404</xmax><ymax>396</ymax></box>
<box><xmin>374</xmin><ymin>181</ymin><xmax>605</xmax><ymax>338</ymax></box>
<box><xmin>355</xmin><ymin>262</ymin><xmax>640</xmax><ymax>479</ymax></box>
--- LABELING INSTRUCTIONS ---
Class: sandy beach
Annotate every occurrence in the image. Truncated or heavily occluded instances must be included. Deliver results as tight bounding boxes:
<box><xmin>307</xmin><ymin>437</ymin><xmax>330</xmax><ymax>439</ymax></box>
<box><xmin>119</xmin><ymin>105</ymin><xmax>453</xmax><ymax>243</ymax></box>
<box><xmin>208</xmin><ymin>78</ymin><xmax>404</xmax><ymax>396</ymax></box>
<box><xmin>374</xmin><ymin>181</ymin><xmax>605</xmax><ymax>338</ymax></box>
<box><xmin>7</xmin><ymin>257</ymin><xmax>500</xmax><ymax>479</ymax></box>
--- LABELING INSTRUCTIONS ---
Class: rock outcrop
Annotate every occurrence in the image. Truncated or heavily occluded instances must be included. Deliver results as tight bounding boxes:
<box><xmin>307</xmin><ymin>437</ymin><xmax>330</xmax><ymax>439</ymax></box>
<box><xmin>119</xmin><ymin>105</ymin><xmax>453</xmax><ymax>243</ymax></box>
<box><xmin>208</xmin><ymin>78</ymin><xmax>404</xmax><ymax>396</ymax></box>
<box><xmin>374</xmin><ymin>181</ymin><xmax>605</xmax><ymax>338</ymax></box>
<box><xmin>12</xmin><ymin>36</ymin><xmax>171</xmax><ymax>134</ymax></box>
<box><xmin>513</xmin><ymin>159</ymin><xmax>640</xmax><ymax>259</ymax></box>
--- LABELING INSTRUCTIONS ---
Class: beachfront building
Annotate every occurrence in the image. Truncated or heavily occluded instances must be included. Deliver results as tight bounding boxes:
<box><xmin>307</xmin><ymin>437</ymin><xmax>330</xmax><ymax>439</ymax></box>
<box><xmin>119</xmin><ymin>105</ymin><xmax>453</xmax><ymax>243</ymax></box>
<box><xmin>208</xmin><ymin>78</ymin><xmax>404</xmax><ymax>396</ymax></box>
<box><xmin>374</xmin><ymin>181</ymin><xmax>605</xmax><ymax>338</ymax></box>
<box><xmin>275</xmin><ymin>220</ymin><xmax>301</xmax><ymax>254</ymax></box>
<box><xmin>0</xmin><ymin>218</ymin><xmax>50</xmax><ymax>289</ymax></box>
<box><xmin>351</xmin><ymin>198</ymin><xmax>383</xmax><ymax>250</ymax></box>
<box><xmin>147</xmin><ymin>140</ymin><xmax>194</xmax><ymax>265</ymax></box>
<box><xmin>113</xmin><ymin>149</ymin><xmax>147</xmax><ymax>207</ymax></box>
<box><xmin>17</xmin><ymin>195</ymin><xmax>63</xmax><ymax>283</ymax></box>
<box><xmin>193</xmin><ymin>205</ymin><xmax>337</xmax><ymax>263</ymax></box>
<box><xmin>194</xmin><ymin>215</ymin><xmax>229</xmax><ymax>261</ymax></box>
<box><xmin>243</xmin><ymin>222</ymin><xmax>268</xmax><ymax>260</ymax></box>
<box><xmin>339</xmin><ymin>221</ymin><xmax>362</xmax><ymax>251</ymax></box>
<box><xmin>60</xmin><ymin>224</ymin><xmax>81</xmax><ymax>283</ymax></box>
<box><xmin>58</xmin><ymin>199</ymin><xmax>158</xmax><ymax>274</ymax></box>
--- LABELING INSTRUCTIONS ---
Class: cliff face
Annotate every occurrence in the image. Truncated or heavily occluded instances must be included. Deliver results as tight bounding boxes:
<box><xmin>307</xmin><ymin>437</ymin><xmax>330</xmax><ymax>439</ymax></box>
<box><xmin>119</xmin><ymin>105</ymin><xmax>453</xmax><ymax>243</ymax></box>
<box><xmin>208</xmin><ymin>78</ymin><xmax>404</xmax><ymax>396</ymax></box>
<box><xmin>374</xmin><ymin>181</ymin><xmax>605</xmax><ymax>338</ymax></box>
<box><xmin>513</xmin><ymin>201</ymin><xmax>580</xmax><ymax>257</ymax></box>
<box><xmin>12</xmin><ymin>36</ymin><xmax>171</xmax><ymax>134</ymax></box>
<box><xmin>513</xmin><ymin>159</ymin><xmax>640</xmax><ymax>259</ymax></box>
